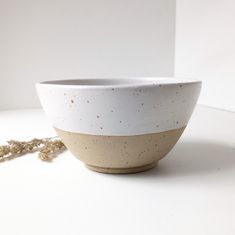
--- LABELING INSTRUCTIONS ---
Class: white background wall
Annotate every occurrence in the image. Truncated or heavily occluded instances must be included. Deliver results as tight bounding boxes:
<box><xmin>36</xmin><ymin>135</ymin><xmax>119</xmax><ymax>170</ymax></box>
<box><xmin>1</xmin><ymin>0</ymin><xmax>235</xmax><ymax>112</ymax></box>
<box><xmin>0</xmin><ymin>0</ymin><xmax>175</xmax><ymax>109</ymax></box>
<box><xmin>175</xmin><ymin>0</ymin><xmax>235</xmax><ymax>112</ymax></box>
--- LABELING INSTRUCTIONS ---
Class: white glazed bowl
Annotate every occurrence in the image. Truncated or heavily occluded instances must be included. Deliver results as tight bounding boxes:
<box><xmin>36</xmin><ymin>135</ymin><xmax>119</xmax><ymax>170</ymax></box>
<box><xmin>36</xmin><ymin>78</ymin><xmax>201</xmax><ymax>173</ymax></box>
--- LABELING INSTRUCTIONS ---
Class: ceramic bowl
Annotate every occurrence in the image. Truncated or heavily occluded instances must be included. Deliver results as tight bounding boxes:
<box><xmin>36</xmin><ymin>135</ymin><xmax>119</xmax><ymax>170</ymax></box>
<box><xmin>36</xmin><ymin>78</ymin><xmax>201</xmax><ymax>174</ymax></box>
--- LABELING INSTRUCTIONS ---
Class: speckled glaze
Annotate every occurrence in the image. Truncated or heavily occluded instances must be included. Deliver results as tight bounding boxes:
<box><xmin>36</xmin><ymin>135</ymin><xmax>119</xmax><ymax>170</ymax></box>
<box><xmin>36</xmin><ymin>78</ymin><xmax>201</xmax><ymax>174</ymax></box>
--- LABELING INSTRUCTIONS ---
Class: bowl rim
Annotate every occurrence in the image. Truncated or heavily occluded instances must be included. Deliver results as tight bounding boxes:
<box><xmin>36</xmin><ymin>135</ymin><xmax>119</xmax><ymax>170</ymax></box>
<box><xmin>36</xmin><ymin>77</ymin><xmax>201</xmax><ymax>89</ymax></box>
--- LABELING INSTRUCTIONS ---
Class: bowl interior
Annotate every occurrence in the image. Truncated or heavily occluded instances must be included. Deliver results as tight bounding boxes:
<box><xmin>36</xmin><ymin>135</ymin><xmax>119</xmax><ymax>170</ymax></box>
<box><xmin>38</xmin><ymin>77</ymin><xmax>201</xmax><ymax>88</ymax></box>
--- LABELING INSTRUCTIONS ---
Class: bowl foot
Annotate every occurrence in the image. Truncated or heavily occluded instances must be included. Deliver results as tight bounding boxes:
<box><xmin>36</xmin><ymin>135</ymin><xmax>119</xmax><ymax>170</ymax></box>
<box><xmin>85</xmin><ymin>162</ymin><xmax>157</xmax><ymax>174</ymax></box>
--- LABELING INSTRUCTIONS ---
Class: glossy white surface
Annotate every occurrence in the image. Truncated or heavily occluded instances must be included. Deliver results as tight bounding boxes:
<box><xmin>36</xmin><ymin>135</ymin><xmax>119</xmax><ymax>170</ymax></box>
<box><xmin>36</xmin><ymin>78</ymin><xmax>201</xmax><ymax>135</ymax></box>
<box><xmin>0</xmin><ymin>105</ymin><xmax>234</xmax><ymax>235</ymax></box>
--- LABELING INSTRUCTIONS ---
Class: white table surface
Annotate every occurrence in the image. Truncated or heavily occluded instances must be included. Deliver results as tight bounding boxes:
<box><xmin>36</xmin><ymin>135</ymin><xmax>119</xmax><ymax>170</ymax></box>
<box><xmin>0</xmin><ymin>105</ymin><xmax>234</xmax><ymax>235</ymax></box>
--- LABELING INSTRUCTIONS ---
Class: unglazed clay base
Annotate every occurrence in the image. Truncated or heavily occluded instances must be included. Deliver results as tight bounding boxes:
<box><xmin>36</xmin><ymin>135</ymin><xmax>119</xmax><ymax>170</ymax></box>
<box><xmin>55</xmin><ymin>127</ymin><xmax>185</xmax><ymax>174</ymax></box>
<box><xmin>85</xmin><ymin>162</ymin><xmax>158</xmax><ymax>174</ymax></box>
